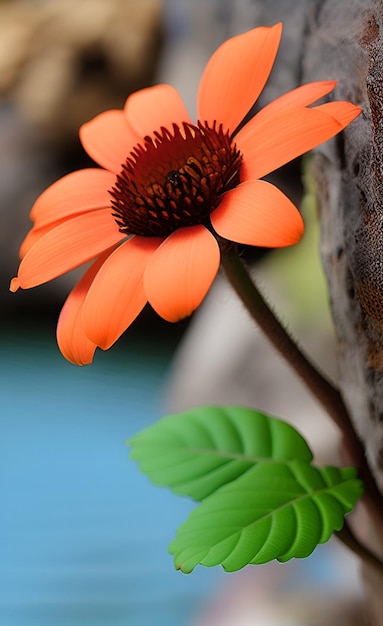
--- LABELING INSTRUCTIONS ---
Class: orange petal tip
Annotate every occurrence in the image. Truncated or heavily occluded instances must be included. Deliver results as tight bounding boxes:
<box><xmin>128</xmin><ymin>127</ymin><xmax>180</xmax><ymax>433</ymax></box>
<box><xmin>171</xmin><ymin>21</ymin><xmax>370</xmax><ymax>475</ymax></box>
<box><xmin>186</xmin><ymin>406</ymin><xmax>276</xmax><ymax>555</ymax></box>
<box><xmin>10</xmin><ymin>277</ymin><xmax>20</xmax><ymax>292</ymax></box>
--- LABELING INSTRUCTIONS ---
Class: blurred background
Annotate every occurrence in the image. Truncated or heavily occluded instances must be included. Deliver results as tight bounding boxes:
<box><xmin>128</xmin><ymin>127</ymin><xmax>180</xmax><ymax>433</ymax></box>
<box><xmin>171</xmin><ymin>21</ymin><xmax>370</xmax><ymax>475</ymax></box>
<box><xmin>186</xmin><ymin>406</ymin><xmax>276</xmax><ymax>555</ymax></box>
<box><xmin>1</xmin><ymin>0</ymin><xmax>364</xmax><ymax>624</ymax></box>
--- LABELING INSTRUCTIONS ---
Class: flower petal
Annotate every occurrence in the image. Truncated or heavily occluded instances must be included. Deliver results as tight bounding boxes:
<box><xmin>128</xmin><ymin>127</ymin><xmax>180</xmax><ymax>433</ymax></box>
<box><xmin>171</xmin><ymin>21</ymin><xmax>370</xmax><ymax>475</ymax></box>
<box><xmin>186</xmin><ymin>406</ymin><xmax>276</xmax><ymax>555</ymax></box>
<box><xmin>144</xmin><ymin>226</ymin><xmax>220</xmax><ymax>322</ymax></box>
<box><xmin>124</xmin><ymin>84</ymin><xmax>191</xmax><ymax>137</ymax></box>
<box><xmin>30</xmin><ymin>169</ymin><xmax>116</xmax><ymax>227</ymax></box>
<box><xmin>197</xmin><ymin>24</ymin><xmax>282</xmax><ymax>133</ymax></box>
<box><xmin>79</xmin><ymin>110</ymin><xmax>140</xmax><ymax>173</ymax></box>
<box><xmin>237</xmin><ymin>102</ymin><xmax>361</xmax><ymax>180</ymax></box>
<box><xmin>82</xmin><ymin>237</ymin><xmax>162</xmax><ymax>349</ymax></box>
<box><xmin>211</xmin><ymin>179</ymin><xmax>304</xmax><ymax>247</ymax></box>
<box><xmin>252</xmin><ymin>80</ymin><xmax>337</xmax><ymax>123</ymax></box>
<box><xmin>56</xmin><ymin>253</ymin><xmax>111</xmax><ymax>366</ymax></box>
<box><xmin>14</xmin><ymin>209</ymin><xmax>123</xmax><ymax>288</ymax></box>
<box><xmin>19</xmin><ymin>223</ymin><xmax>55</xmax><ymax>260</ymax></box>
<box><xmin>314</xmin><ymin>101</ymin><xmax>363</xmax><ymax>126</ymax></box>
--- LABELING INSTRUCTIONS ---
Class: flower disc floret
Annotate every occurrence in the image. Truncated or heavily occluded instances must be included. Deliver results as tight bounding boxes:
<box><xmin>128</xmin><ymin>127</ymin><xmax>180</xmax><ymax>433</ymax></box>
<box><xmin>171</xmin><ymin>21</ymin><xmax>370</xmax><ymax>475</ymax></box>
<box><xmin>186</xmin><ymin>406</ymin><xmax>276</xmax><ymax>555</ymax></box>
<box><xmin>110</xmin><ymin>121</ymin><xmax>242</xmax><ymax>237</ymax></box>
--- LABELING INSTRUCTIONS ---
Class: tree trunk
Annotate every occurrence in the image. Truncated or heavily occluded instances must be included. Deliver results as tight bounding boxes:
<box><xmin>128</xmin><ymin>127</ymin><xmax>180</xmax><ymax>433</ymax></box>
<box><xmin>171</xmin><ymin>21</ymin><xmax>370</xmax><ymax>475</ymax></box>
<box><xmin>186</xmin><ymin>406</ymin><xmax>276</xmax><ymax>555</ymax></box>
<box><xmin>303</xmin><ymin>1</ymin><xmax>383</xmax><ymax>622</ymax></box>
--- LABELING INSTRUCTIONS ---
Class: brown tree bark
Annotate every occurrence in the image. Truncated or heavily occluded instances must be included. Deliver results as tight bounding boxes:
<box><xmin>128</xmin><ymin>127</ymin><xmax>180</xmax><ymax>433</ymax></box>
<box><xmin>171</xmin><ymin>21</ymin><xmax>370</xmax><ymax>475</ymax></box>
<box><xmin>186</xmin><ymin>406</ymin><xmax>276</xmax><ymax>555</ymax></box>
<box><xmin>303</xmin><ymin>1</ymin><xmax>383</xmax><ymax>622</ymax></box>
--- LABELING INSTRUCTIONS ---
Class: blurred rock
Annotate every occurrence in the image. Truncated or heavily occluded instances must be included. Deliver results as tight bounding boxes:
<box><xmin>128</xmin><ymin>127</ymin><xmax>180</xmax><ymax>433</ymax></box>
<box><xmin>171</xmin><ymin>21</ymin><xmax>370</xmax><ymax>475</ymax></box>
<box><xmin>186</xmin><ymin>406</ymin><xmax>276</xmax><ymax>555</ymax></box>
<box><xmin>0</xmin><ymin>0</ymin><xmax>163</xmax><ymax>146</ymax></box>
<box><xmin>2</xmin><ymin>0</ymin><xmax>163</xmax><ymax>316</ymax></box>
<box><xmin>195</xmin><ymin>542</ymin><xmax>363</xmax><ymax>626</ymax></box>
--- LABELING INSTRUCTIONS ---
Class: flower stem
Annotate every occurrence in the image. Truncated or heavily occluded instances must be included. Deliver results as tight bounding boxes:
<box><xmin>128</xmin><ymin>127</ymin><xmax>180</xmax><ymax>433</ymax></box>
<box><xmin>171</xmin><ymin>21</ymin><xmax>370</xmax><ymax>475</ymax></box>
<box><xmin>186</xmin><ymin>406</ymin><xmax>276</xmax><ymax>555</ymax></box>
<box><xmin>219</xmin><ymin>245</ymin><xmax>383</xmax><ymax>532</ymax></box>
<box><xmin>220</xmin><ymin>246</ymin><xmax>347</xmax><ymax>430</ymax></box>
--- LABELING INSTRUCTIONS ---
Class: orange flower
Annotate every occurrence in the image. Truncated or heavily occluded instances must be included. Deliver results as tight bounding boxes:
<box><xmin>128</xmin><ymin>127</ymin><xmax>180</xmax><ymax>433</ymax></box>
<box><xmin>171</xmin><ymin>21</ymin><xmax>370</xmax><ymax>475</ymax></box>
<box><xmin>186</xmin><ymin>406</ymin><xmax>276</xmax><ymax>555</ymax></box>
<box><xmin>10</xmin><ymin>23</ymin><xmax>360</xmax><ymax>365</ymax></box>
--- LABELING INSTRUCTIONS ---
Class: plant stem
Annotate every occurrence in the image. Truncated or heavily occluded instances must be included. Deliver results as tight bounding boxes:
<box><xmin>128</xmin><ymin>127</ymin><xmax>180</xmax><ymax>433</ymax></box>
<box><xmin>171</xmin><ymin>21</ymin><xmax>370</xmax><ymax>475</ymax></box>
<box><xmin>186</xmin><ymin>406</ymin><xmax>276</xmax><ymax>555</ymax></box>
<box><xmin>220</xmin><ymin>246</ymin><xmax>348</xmax><ymax>430</ymax></box>
<box><xmin>220</xmin><ymin>244</ymin><xmax>383</xmax><ymax>531</ymax></box>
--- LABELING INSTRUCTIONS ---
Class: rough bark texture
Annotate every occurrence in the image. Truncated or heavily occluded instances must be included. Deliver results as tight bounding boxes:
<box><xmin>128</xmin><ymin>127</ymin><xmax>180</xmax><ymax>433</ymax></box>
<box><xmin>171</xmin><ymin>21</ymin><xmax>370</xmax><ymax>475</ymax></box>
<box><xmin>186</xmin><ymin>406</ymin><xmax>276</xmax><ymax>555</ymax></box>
<box><xmin>302</xmin><ymin>2</ymin><xmax>383</xmax><ymax>622</ymax></box>
<box><xmin>303</xmin><ymin>0</ymin><xmax>383</xmax><ymax>494</ymax></box>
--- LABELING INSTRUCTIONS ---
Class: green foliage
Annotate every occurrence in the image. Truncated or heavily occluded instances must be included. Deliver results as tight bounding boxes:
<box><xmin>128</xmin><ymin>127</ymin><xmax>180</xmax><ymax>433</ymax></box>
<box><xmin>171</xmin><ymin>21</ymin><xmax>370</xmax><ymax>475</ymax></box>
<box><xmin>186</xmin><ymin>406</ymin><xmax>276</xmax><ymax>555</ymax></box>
<box><xmin>129</xmin><ymin>406</ymin><xmax>313</xmax><ymax>500</ymax></box>
<box><xmin>128</xmin><ymin>406</ymin><xmax>363</xmax><ymax>573</ymax></box>
<box><xmin>169</xmin><ymin>461</ymin><xmax>361</xmax><ymax>572</ymax></box>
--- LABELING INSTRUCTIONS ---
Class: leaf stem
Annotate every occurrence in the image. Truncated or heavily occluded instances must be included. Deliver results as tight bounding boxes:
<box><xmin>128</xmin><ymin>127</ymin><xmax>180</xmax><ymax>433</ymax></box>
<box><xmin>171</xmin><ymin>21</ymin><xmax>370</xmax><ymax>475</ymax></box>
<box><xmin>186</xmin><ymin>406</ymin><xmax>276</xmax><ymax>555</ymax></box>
<box><xmin>219</xmin><ymin>244</ymin><xmax>383</xmax><ymax>533</ymax></box>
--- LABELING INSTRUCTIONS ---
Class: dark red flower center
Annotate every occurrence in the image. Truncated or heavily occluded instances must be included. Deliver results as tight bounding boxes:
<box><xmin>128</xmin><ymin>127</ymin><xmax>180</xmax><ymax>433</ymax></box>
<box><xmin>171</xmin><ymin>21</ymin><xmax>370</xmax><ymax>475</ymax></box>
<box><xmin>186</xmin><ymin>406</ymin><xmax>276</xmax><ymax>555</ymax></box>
<box><xmin>109</xmin><ymin>121</ymin><xmax>242</xmax><ymax>237</ymax></box>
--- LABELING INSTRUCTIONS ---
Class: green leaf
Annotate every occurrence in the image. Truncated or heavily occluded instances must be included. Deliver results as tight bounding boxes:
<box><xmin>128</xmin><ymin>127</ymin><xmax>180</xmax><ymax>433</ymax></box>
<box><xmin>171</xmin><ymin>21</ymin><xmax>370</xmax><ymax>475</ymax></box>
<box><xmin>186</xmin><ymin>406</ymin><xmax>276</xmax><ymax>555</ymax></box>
<box><xmin>128</xmin><ymin>406</ymin><xmax>313</xmax><ymax>500</ymax></box>
<box><xmin>168</xmin><ymin>461</ymin><xmax>364</xmax><ymax>573</ymax></box>
<box><xmin>129</xmin><ymin>406</ymin><xmax>363</xmax><ymax>573</ymax></box>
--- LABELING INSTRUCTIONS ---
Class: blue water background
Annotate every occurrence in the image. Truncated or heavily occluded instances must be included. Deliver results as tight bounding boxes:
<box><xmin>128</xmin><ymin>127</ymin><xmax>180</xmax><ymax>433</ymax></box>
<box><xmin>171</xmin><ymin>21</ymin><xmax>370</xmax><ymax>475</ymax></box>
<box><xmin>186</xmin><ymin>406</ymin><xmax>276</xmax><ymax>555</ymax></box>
<box><xmin>1</xmin><ymin>324</ymin><xmax>223</xmax><ymax>626</ymax></box>
<box><xmin>0</xmin><ymin>322</ymin><xmax>361</xmax><ymax>626</ymax></box>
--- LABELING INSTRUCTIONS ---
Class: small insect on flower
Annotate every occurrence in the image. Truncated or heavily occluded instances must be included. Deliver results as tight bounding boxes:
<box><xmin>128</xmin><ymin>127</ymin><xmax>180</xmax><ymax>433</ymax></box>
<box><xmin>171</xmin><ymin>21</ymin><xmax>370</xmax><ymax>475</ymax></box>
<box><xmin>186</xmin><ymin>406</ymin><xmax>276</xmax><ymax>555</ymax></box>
<box><xmin>166</xmin><ymin>171</ymin><xmax>181</xmax><ymax>186</ymax></box>
<box><xmin>10</xmin><ymin>23</ymin><xmax>361</xmax><ymax>365</ymax></box>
